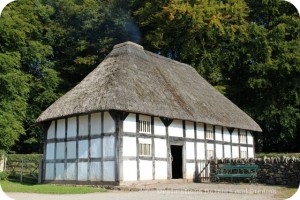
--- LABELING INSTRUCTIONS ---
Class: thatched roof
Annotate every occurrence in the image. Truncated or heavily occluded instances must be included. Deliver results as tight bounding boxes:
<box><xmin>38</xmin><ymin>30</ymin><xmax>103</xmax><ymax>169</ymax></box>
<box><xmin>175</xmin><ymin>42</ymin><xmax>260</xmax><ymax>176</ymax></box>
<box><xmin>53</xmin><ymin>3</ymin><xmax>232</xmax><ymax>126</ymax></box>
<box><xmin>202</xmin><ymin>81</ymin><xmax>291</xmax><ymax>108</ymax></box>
<box><xmin>37</xmin><ymin>41</ymin><xmax>262</xmax><ymax>132</ymax></box>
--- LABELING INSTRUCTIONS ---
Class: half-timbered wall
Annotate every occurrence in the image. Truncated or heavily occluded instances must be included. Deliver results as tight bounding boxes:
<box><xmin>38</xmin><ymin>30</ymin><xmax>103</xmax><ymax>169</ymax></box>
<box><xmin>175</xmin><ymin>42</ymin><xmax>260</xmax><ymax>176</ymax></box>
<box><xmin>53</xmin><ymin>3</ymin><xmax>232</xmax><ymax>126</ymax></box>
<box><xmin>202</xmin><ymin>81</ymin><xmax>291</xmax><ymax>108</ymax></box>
<box><xmin>121</xmin><ymin>113</ymin><xmax>255</xmax><ymax>182</ymax></box>
<box><xmin>44</xmin><ymin>111</ymin><xmax>116</xmax><ymax>184</ymax></box>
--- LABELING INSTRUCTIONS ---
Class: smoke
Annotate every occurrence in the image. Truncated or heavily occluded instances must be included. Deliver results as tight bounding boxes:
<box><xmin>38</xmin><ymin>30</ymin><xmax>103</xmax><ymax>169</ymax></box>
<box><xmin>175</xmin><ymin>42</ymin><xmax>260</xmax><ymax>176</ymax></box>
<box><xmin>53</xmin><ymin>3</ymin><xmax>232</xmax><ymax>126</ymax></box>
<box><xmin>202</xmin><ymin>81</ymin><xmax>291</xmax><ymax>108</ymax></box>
<box><xmin>124</xmin><ymin>19</ymin><xmax>141</xmax><ymax>44</ymax></box>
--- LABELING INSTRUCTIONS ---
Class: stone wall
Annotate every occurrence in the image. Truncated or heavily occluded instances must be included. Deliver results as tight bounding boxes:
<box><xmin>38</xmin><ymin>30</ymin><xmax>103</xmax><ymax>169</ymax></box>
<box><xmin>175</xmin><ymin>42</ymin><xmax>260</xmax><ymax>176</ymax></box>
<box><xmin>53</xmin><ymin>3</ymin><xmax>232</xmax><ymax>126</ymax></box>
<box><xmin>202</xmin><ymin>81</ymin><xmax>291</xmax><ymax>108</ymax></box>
<box><xmin>210</xmin><ymin>157</ymin><xmax>300</xmax><ymax>187</ymax></box>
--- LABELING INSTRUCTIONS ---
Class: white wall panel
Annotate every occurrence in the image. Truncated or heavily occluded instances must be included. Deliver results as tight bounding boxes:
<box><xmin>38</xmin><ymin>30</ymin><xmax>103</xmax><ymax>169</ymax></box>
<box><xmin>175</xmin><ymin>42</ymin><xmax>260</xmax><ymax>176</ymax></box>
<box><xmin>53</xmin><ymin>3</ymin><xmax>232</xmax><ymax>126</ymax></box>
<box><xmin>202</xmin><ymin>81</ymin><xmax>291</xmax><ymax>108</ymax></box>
<box><xmin>67</xmin><ymin>117</ymin><xmax>77</xmax><ymax>138</ymax></box>
<box><xmin>139</xmin><ymin>160</ymin><xmax>152</xmax><ymax>180</ymax></box>
<box><xmin>139</xmin><ymin>138</ymin><xmax>151</xmax><ymax>144</ymax></box>
<box><xmin>232</xmin><ymin>146</ymin><xmax>239</xmax><ymax>158</ymax></box>
<box><xmin>185</xmin><ymin>121</ymin><xmax>195</xmax><ymax>138</ymax></box>
<box><xmin>186</xmin><ymin>142</ymin><xmax>194</xmax><ymax>159</ymax></box>
<box><xmin>90</xmin><ymin>162</ymin><xmax>101</xmax><ymax>181</ymax></box>
<box><xmin>232</xmin><ymin>129</ymin><xmax>239</xmax><ymax>143</ymax></box>
<box><xmin>123</xmin><ymin>160</ymin><xmax>137</xmax><ymax>181</ymax></box>
<box><xmin>78</xmin><ymin>140</ymin><xmax>89</xmax><ymax>159</ymax></box>
<box><xmin>154</xmin><ymin>117</ymin><xmax>166</xmax><ymax>136</ymax></box>
<box><xmin>103</xmin><ymin>136</ymin><xmax>115</xmax><ymax>157</ymax></box>
<box><xmin>154</xmin><ymin>138</ymin><xmax>166</xmax><ymax>158</ymax></box>
<box><xmin>123</xmin><ymin>137</ymin><xmax>136</xmax><ymax>157</ymax></box>
<box><xmin>55</xmin><ymin>163</ymin><xmax>64</xmax><ymax>180</ymax></box>
<box><xmin>103</xmin><ymin>161</ymin><xmax>115</xmax><ymax>181</ymax></box>
<box><xmin>56</xmin><ymin>119</ymin><xmax>65</xmax><ymax>139</ymax></box>
<box><xmin>66</xmin><ymin>163</ymin><xmax>76</xmax><ymax>180</ymax></box>
<box><xmin>46</xmin><ymin>143</ymin><xmax>55</xmax><ymax>160</ymax></box>
<box><xmin>196</xmin><ymin>123</ymin><xmax>204</xmax><ymax>139</ymax></box>
<box><xmin>103</xmin><ymin>112</ymin><xmax>115</xmax><ymax>133</ymax></box>
<box><xmin>78</xmin><ymin>162</ymin><xmax>88</xmax><ymax>181</ymax></box>
<box><xmin>207</xmin><ymin>143</ymin><xmax>214</xmax><ymax>151</ymax></box>
<box><xmin>215</xmin><ymin>126</ymin><xmax>222</xmax><ymax>141</ymax></box>
<box><xmin>224</xmin><ymin>145</ymin><xmax>231</xmax><ymax>158</ymax></box>
<box><xmin>45</xmin><ymin>163</ymin><xmax>54</xmax><ymax>180</ymax></box>
<box><xmin>123</xmin><ymin>114</ymin><xmax>136</xmax><ymax>133</ymax></box>
<box><xmin>223</xmin><ymin>128</ymin><xmax>231</xmax><ymax>142</ymax></box>
<box><xmin>79</xmin><ymin>115</ymin><xmax>89</xmax><ymax>136</ymax></box>
<box><xmin>248</xmin><ymin>147</ymin><xmax>254</xmax><ymax>158</ymax></box>
<box><xmin>247</xmin><ymin>132</ymin><xmax>253</xmax><ymax>145</ymax></box>
<box><xmin>197</xmin><ymin>143</ymin><xmax>205</xmax><ymax>159</ymax></box>
<box><xmin>155</xmin><ymin>161</ymin><xmax>167</xmax><ymax>180</ymax></box>
<box><xmin>67</xmin><ymin>141</ymin><xmax>76</xmax><ymax>159</ymax></box>
<box><xmin>90</xmin><ymin>138</ymin><xmax>101</xmax><ymax>158</ymax></box>
<box><xmin>91</xmin><ymin>113</ymin><xmax>101</xmax><ymax>135</ymax></box>
<box><xmin>169</xmin><ymin>120</ymin><xmax>183</xmax><ymax>137</ymax></box>
<box><xmin>186</xmin><ymin>163</ymin><xmax>195</xmax><ymax>179</ymax></box>
<box><xmin>56</xmin><ymin>142</ymin><xmax>65</xmax><ymax>159</ymax></box>
<box><xmin>47</xmin><ymin>121</ymin><xmax>55</xmax><ymax>139</ymax></box>
<box><xmin>216</xmin><ymin>144</ymin><xmax>223</xmax><ymax>159</ymax></box>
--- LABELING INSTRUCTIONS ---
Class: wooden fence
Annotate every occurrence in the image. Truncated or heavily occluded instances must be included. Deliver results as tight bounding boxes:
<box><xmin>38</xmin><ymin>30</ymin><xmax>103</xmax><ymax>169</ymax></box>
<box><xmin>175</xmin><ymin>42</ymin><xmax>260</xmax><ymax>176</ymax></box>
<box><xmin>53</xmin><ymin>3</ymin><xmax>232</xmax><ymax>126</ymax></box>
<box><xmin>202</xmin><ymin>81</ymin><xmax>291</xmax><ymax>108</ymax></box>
<box><xmin>5</xmin><ymin>159</ymin><xmax>41</xmax><ymax>183</ymax></box>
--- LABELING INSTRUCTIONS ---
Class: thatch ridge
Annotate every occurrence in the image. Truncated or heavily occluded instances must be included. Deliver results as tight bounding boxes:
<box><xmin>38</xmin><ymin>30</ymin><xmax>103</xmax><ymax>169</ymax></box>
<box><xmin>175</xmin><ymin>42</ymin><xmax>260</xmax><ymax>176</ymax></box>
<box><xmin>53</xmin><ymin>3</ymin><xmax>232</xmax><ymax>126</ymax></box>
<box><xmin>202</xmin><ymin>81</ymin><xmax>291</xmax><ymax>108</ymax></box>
<box><xmin>36</xmin><ymin>41</ymin><xmax>262</xmax><ymax>132</ymax></box>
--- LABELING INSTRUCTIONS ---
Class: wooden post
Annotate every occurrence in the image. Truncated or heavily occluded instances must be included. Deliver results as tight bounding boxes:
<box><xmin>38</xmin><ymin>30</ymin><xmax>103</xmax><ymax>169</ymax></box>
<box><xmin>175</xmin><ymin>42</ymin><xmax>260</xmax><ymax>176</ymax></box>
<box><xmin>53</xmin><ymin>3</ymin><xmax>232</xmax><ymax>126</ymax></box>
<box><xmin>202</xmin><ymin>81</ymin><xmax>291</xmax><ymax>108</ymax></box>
<box><xmin>38</xmin><ymin>159</ymin><xmax>43</xmax><ymax>184</ymax></box>
<box><xmin>20</xmin><ymin>159</ymin><xmax>24</xmax><ymax>182</ymax></box>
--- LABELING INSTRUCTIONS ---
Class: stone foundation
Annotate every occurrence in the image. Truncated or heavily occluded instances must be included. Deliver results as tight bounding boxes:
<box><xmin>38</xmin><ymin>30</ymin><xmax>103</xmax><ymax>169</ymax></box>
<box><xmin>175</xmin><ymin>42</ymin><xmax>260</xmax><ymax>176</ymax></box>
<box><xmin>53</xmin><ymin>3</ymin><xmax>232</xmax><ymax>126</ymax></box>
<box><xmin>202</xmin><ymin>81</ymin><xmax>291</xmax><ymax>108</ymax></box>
<box><xmin>210</xmin><ymin>157</ymin><xmax>300</xmax><ymax>187</ymax></box>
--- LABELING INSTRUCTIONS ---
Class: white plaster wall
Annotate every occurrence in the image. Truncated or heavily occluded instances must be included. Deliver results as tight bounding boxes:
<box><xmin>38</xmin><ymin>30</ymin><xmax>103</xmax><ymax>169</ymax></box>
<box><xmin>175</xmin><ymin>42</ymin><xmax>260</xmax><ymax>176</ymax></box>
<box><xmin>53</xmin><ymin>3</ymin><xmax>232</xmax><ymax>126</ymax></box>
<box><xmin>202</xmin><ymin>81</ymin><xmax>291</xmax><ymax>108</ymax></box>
<box><xmin>185</xmin><ymin>121</ymin><xmax>195</xmax><ymax>139</ymax></box>
<box><xmin>78</xmin><ymin>140</ymin><xmax>89</xmax><ymax>159</ymax></box>
<box><xmin>91</xmin><ymin>112</ymin><xmax>101</xmax><ymax>135</ymax></box>
<box><xmin>123</xmin><ymin>137</ymin><xmax>136</xmax><ymax>157</ymax></box>
<box><xmin>90</xmin><ymin>138</ymin><xmax>101</xmax><ymax>158</ymax></box>
<box><xmin>56</xmin><ymin>119</ymin><xmax>65</xmax><ymax>139</ymax></box>
<box><xmin>139</xmin><ymin>160</ymin><xmax>152</xmax><ymax>180</ymax></box>
<box><xmin>240</xmin><ymin>146</ymin><xmax>247</xmax><ymax>152</ymax></box>
<box><xmin>79</xmin><ymin>115</ymin><xmax>89</xmax><ymax>136</ymax></box>
<box><xmin>45</xmin><ymin>163</ymin><xmax>54</xmax><ymax>180</ymax></box>
<box><xmin>207</xmin><ymin>143</ymin><xmax>214</xmax><ymax>151</ymax></box>
<box><xmin>169</xmin><ymin>120</ymin><xmax>183</xmax><ymax>137</ymax></box>
<box><xmin>78</xmin><ymin>162</ymin><xmax>88</xmax><ymax>181</ymax></box>
<box><xmin>224</xmin><ymin>145</ymin><xmax>231</xmax><ymax>158</ymax></box>
<box><xmin>232</xmin><ymin>129</ymin><xmax>239</xmax><ymax>143</ymax></box>
<box><xmin>154</xmin><ymin>117</ymin><xmax>166</xmax><ymax>136</ymax></box>
<box><xmin>55</xmin><ymin>163</ymin><xmax>64</xmax><ymax>180</ymax></box>
<box><xmin>123</xmin><ymin>160</ymin><xmax>137</xmax><ymax>181</ymax></box>
<box><xmin>66</xmin><ymin>163</ymin><xmax>76</xmax><ymax>180</ymax></box>
<box><xmin>186</xmin><ymin>142</ymin><xmax>194</xmax><ymax>159</ymax></box>
<box><xmin>103</xmin><ymin>161</ymin><xmax>115</xmax><ymax>181</ymax></box>
<box><xmin>196</xmin><ymin>123</ymin><xmax>204</xmax><ymax>139</ymax></box>
<box><xmin>139</xmin><ymin>138</ymin><xmax>151</xmax><ymax>144</ymax></box>
<box><xmin>67</xmin><ymin>117</ymin><xmax>77</xmax><ymax>138</ymax></box>
<box><xmin>103</xmin><ymin>112</ymin><xmax>115</xmax><ymax>133</ymax></box>
<box><xmin>67</xmin><ymin>141</ymin><xmax>76</xmax><ymax>159</ymax></box>
<box><xmin>215</xmin><ymin>126</ymin><xmax>222</xmax><ymax>141</ymax></box>
<box><xmin>155</xmin><ymin>161</ymin><xmax>167</xmax><ymax>180</ymax></box>
<box><xmin>47</xmin><ymin>121</ymin><xmax>55</xmax><ymax>139</ymax></box>
<box><xmin>232</xmin><ymin>146</ymin><xmax>239</xmax><ymax>158</ymax></box>
<box><xmin>123</xmin><ymin>113</ymin><xmax>136</xmax><ymax>133</ymax></box>
<box><xmin>216</xmin><ymin>144</ymin><xmax>223</xmax><ymax>159</ymax></box>
<box><xmin>186</xmin><ymin>163</ymin><xmax>195</xmax><ymax>179</ymax></box>
<box><xmin>46</xmin><ymin>143</ymin><xmax>55</xmax><ymax>160</ymax></box>
<box><xmin>90</xmin><ymin>161</ymin><xmax>101</xmax><ymax>181</ymax></box>
<box><xmin>247</xmin><ymin>132</ymin><xmax>254</xmax><ymax>145</ymax></box>
<box><xmin>56</xmin><ymin>142</ymin><xmax>65</xmax><ymax>159</ymax></box>
<box><xmin>223</xmin><ymin>128</ymin><xmax>231</xmax><ymax>142</ymax></box>
<box><xmin>103</xmin><ymin>136</ymin><xmax>115</xmax><ymax>157</ymax></box>
<box><xmin>154</xmin><ymin>138</ymin><xmax>166</xmax><ymax>158</ymax></box>
<box><xmin>196</xmin><ymin>143</ymin><xmax>205</xmax><ymax>160</ymax></box>
<box><xmin>248</xmin><ymin>147</ymin><xmax>254</xmax><ymax>158</ymax></box>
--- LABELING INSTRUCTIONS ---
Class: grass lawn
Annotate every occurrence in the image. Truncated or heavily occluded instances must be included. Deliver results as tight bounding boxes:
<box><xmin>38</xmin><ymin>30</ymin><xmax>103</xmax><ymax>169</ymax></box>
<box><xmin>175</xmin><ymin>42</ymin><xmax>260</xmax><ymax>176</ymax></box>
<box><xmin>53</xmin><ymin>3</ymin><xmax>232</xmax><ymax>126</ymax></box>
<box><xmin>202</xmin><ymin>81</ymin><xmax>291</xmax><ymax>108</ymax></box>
<box><xmin>276</xmin><ymin>187</ymin><xmax>298</xmax><ymax>199</ymax></box>
<box><xmin>0</xmin><ymin>180</ymin><xmax>107</xmax><ymax>194</ymax></box>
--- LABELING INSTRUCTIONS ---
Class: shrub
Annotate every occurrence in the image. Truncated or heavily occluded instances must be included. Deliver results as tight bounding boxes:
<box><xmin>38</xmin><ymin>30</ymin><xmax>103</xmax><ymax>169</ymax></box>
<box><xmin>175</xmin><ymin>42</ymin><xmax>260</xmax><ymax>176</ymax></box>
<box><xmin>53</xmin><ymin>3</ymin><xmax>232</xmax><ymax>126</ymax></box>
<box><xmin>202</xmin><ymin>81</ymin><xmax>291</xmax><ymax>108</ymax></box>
<box><xmin>0</xmin><ymin>172</ymin><xmax>9</xmax><ymax>180</ymax></box>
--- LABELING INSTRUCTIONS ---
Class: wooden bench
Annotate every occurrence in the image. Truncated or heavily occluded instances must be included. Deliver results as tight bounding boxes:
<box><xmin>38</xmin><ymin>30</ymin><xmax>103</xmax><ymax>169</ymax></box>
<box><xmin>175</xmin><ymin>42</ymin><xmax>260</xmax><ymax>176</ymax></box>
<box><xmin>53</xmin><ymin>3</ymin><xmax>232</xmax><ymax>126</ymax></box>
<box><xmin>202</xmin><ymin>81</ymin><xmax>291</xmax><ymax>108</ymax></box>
<box><xmin>214</xmin><ymin>164</ymin><xmax>258</xmax><ymax>183</ymax></box>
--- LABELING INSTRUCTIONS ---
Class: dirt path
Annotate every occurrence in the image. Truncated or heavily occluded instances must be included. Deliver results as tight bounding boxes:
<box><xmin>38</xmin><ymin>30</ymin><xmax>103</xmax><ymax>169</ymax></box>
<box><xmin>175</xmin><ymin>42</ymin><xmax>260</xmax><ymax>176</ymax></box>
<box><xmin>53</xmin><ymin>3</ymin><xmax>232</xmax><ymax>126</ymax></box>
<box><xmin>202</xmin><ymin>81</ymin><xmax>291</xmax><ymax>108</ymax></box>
<box><xmin>7</xmin><ymin>183</ymin><xmax>283</xmax><ymax>200</ymax></box>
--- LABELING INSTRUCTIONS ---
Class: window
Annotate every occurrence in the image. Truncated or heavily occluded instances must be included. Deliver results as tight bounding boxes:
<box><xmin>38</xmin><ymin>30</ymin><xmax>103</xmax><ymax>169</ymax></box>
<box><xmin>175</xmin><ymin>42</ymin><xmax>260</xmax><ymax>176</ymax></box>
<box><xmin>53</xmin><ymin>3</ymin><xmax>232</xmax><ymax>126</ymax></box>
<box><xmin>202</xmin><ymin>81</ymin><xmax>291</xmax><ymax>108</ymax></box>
<box><xmin>239</xmin><ymin>132</ymin><xmax>247</xmax><ymax>144</ymax></box>
<box><xmin>139</xmin><ymin>143</ymin><xmax>151</xmax><ymax>156</ymax></box>
<box><xmin>240</xmin><ymin>150</ymin><xmax>247</xmax><ymax>159</ymax></box>
<box><xmin>139</xmin><ymin>120</ymin><xmax>151</xmax><ymax>133</ymax></box>
<box><xmin>206</xmin><ymin>130</ymin><xmax>214</xmax><ymax>140</ymax></box>
<box><xmin>207</xmin><ymin>150</ymin><xmax>214</xmax><ymax>159</ymax></box>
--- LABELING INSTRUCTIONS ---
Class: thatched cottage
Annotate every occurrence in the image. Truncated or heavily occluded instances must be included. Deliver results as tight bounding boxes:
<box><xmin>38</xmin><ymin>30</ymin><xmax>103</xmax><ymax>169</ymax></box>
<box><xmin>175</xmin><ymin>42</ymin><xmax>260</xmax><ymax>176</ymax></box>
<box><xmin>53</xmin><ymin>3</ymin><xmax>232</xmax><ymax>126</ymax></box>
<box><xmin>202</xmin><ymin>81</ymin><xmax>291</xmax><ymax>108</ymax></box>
<box><xmin>37</xmin><ymin>41</ymin><xmax>262</xmax><ymax>185</ymax></box>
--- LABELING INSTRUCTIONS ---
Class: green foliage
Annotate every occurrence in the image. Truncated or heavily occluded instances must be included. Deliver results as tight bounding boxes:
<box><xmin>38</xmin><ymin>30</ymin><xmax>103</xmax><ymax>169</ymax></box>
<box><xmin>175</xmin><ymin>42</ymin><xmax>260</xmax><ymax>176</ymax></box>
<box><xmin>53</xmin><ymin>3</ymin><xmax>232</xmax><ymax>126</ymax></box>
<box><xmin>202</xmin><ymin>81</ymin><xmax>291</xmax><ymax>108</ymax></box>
<box><xmin>0</xmin><ymin>172</ymin><xmax>9</xmax><ymax>181</ymax></box>
<box><xmin>7</xmin><ymin>154</ymin><xmax>43</xmax><ymax>162</ymax></box>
